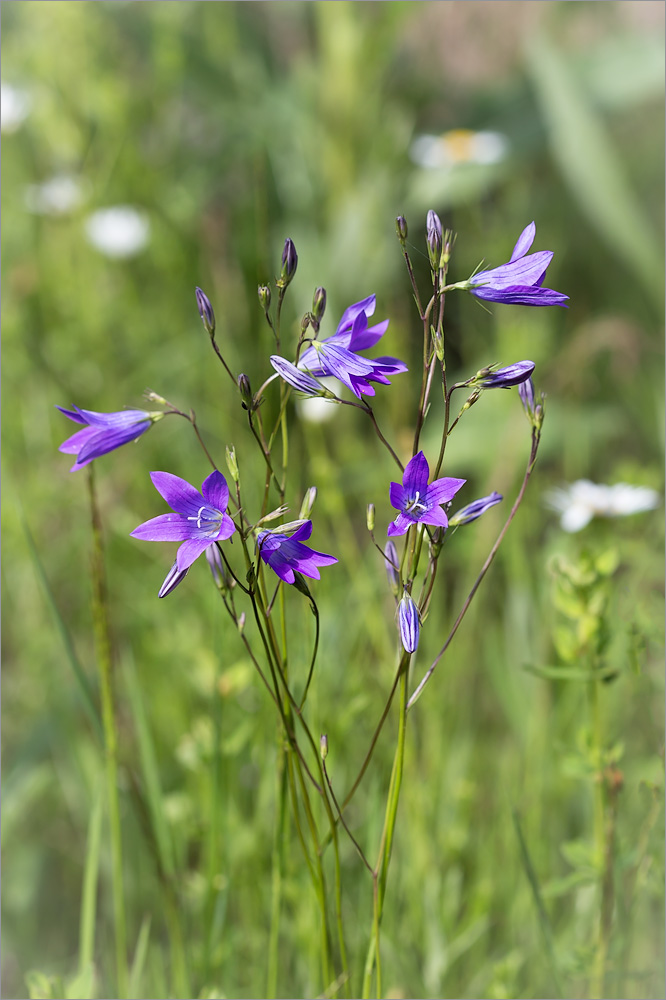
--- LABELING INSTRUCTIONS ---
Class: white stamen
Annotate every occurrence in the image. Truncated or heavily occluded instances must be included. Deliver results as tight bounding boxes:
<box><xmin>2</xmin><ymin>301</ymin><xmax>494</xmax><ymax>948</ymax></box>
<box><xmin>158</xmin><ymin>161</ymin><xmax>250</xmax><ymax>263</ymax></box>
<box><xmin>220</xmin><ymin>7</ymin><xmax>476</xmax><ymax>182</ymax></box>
<box><xmin>405</xmin><ymin>491</ymin><xmax>427</xmax><ymax>514</ymax></box>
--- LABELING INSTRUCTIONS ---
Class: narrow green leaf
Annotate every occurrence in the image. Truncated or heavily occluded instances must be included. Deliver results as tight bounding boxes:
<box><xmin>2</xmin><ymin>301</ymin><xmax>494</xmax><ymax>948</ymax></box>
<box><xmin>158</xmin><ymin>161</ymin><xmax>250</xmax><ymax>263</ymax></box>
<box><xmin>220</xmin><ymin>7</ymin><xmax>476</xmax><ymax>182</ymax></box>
<box><xmin>512</xmin><ymin>807</ymin><xmax>565</xmax><ymax>999</ymax></box>
<box><xmin>22</xmin><ymin>516</ymin><xmax>103</xmax><ymax>742</ymax></box>
<box><xmin>123</xmin><ymin>652</ymin><xmax>175</xmax><ymax>879</ymax></box>
<box><xmin>128</xmin><ymin>916</ymin><xmax>152</xmax><ymax>1000</ymax></box>
<box><xmin>526</xmin><ymin>31</ymin><xmax>664</xmax><ymax>308</ymax></box>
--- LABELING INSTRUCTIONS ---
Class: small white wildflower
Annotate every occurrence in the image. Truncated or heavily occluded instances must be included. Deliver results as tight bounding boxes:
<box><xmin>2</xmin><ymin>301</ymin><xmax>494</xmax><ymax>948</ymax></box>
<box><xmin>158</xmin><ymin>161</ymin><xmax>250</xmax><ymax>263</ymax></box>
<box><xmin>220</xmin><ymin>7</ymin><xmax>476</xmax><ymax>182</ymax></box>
<box><xmin>546</xmin><ymin>480</ymin><xmax>660</xmax><ymax>532</ymax></box>
<box><xmin>24</xmin><ymin>175</ymin><xmax>85</xmax><ymax>215</ymax></box>
<box><xmin>84</xmin><ymin>205</ymin><xmax>150</xmax><ymax>258</ymax></box>
<box><xmin>1</xmin><ymin>81</ymin><xmax>31</xmax><ymax>133</ymax></box>
<box><xmin>410</xmin><ymin>129</ymin><xmax>509</xmax><ymax>170</ymax></box>
<box><xmin>296</xmin><ymin>377</ymin><xmax>339</xmax><ymax>424</ymax></box>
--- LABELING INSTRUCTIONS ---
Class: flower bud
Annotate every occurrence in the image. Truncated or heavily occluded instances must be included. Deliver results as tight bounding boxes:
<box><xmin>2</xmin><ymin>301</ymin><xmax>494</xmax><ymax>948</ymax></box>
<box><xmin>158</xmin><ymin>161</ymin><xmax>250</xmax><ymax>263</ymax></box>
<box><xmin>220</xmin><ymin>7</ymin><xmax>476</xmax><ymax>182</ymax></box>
<box><xmin>258</xmin><ymin>284</ymin><xmax>272</xmax><ymax>311</ymax></box>
<box><xmin>366</xmin><ymin>503</ymin><xmax>375</xmax><ymax>532</ymax></box>
<box><xmin>205</xmin><ymin>544</ymin><xmax>227</xmax><ymax>592</ymax></box>
<box><xmin>143</xmin><ymin>389</ymin><xmax>168</xmax><ymax>405</ymax></box>
<box><xmin>384</xmin><ymin>540</ymin><xmax>400</xmax><ymax>595</ymax></box>
<box><xmin>279</xmin><ymin>238</ymin><xmax>298</xmax><ymax>287</ymax></box>
<box><xmin>195</xmin><ymin>286</ymin><xmax>216</xmax><ymax>337</ymax></box>
<box><xmin>442</xmin><ymin>229</ymin><xmax>456</xmax><ymax>266</ymax></box>
<box><xmin>395</xmin><ymin>215</ymin><xmax>408</xmax><ymax>242</ymax></box>
<box><xmin>449</xmin><ymin>492</ymin><xmax>503</xmax><ymax>527</ymax></box>
<box><xmin>258</xmin><ymin>505</ymin><xmax>290</xmax><ymax>525</ymax></box>
<box><xmin>312</xmin><ymin>287</ymin><xmax>327</xmax><ymax>323</ymax></box>
<box><xmin>158</xmin><ymin>560</ymin><xmax>189</xmax><ymax>598</ymax></box>
<box><xmin>398</xmin><ymin>592</ymin><xmax>420</xmax><ymax>654</ymax></box>
<box><xmin>225</xmin><ymin>444</ymin><xmax>239</xmax><ymax>483</ymax></box>
<box><xmin>237</xmin><ymin>373</ymin><xmax>253</xmax><ymax>410</ymax></box>
<box><xmin>426</xmin><ymin>210</ymin><xmax>442</xmax><ymax>269</ymax></box>
<box><xmin>320</xmin><ymin>734</ymin><xmax>328</xmax><ymax>760</ymax></box>
<box><xmin>237</xmin><ymin>612</ymin><xmax>246</xmax><ymax>635</ymax></box>
<box><xmin>299</xmin><ymin>487</ymin><xmax>317</xmax><ymax>519</ymax></box>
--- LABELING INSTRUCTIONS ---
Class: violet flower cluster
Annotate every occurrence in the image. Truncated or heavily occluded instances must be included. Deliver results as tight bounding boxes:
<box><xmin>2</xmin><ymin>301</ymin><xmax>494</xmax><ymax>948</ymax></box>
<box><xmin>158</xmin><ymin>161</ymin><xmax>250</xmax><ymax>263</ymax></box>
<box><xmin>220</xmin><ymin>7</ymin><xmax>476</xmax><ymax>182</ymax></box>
<box><xmin>57</xmin><ymin>212</ymin><xmax>567</xmax><ymax>658</ymax></box>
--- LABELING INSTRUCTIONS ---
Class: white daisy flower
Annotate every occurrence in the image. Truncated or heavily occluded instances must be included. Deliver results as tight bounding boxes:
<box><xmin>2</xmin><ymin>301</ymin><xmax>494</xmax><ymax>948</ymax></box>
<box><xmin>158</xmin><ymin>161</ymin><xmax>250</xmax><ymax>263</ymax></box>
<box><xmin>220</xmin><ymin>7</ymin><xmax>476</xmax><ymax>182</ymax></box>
<box><xmin>410</xmin><ymin>129</ymin><xmax>509</xmax><ymax>170</ymax></box>
<box><xmin>546</xmin><ymin>480</ymin><xmax>660</xmax><ymax>532</ymax></box>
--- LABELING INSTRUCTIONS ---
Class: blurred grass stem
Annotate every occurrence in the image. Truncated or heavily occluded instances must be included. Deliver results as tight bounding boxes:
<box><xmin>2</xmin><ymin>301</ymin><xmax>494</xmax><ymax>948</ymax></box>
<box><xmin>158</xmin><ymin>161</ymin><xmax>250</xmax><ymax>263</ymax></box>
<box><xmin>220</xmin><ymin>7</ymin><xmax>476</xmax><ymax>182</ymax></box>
<box><xmin>87</xmin><ymin>466</ymin><xmax>129</xmax><ymax>999</ymax></box>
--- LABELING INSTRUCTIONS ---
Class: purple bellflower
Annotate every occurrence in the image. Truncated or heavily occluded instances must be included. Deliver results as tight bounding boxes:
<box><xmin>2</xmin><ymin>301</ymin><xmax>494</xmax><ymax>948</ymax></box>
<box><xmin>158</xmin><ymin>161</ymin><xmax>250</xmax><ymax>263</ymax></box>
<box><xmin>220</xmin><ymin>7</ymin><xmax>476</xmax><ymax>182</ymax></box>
<box><xmin>474</xmin><ymin>361</ymin><xmax>535</xmax><ymax>389</ymax></box>
<box><xmin>387</xmin><ymin>451</ymin><xmax>466</xmax><ymax>537</ymax></box>
<box><xmin>463</xmin><ymin>222</ymin><xmax>569</xmax><ymax>307</ymax></box>
<box><xmin>257</xmin><ymin>520</ymin><xmax>337</xmax><ymax>585</ymax></box>
<box><xmin>131</xmin><ymin>471</ymin><xmax>235</xmax><ymax>573</ymax></box>
<box><xmin>294</xmin><ymin>295</ymin><xmax>407</xmax><ymax>399</ymax></box>
<box><xmin>57</xmin><ymin>405</ymin><xmax>159</xmax><ymax>471</ymax></box>
<box><xmin>449</xmin><ymin>491</ymin><xmax>503</xmax><ymax>527</ymax></box>
<box><xmin>269</xmin><ymin>356</ymin><xmax>336</xmax><ymax>397</ymax></box>
<box><xmin>398</xmin><ymin>592</ymin><xmax>420</xmax><ymax>654</ymax></box>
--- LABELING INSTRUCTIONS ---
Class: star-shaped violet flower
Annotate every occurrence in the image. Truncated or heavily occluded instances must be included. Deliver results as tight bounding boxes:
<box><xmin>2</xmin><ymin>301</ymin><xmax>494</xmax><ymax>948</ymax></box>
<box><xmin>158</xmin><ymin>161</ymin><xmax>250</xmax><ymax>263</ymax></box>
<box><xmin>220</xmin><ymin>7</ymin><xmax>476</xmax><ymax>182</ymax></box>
<box><xmin>387</xmin><ymin>451</ymin><xmax>465</xmax><ymax>537</ymax></box>
<box><xmin>464</xmin><ymin>222</ymin><xmax>569</xmax><ymax>307</ymax></box>
<box><xmin>293</xmin><ymin>295</ymin><xmax>407</xmax><ymax>399</ymax></box>
<box><xmin>131</xmin><ymin>471</ymin><xmax>235</xmax><ymax>572</ymax></box>
<box><xmin>257</xmin><ymin>520</ymin><xmax>337</xmax><ymax>585</ymax></box>
<box><xmin>57</xmin><ymin>405</ymin><xmax>159</xmax><ymax>470</ymax></box>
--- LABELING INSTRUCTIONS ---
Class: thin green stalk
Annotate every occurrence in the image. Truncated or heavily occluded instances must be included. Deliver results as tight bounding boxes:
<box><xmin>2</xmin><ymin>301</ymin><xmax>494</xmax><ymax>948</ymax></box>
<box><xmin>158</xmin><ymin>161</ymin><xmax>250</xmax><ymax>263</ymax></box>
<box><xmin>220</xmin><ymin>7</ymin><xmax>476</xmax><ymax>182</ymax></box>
<box><xmin>362</xmin><ymin>658</ymin><xmax>410</xmax><ymax>999</ymax></box>
<box><xmin>267</xmin><ymin>744</ymin><xmax>289</xmax><ymax>999</ymax></box>
<box><xmin>87</xmin><ymin>467</ymin><xmax>128</xmax><ymax>999</ymax></box>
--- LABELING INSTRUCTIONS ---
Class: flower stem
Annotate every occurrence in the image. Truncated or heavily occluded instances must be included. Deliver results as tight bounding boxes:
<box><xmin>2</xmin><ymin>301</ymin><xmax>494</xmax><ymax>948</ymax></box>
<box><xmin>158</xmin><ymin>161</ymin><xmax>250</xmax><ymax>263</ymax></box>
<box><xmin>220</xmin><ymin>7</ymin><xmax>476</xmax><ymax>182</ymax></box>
<box><xmin>87</xmin><ymin>467</ymin><xmax>128</xmax><ymax>1000</ymax></box>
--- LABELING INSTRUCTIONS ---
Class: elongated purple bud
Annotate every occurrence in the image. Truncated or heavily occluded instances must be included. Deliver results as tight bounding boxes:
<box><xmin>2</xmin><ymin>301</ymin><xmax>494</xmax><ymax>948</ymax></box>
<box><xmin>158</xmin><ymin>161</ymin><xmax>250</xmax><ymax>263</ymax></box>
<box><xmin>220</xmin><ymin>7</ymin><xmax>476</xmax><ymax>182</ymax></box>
<box><xmin>398</xmin><ymin>592</ymin><xmax>420</xmax><ymax>654</ymax></box>
<box><xmin>205</xmin><ymin>544</ymin><xmax>227</xmax><ymax>591</ymax></box>
<box><xmin>270</xmin><ymin>355</ymin><xmax>334</xmax><ymax>397</ymax></box>
<box><xmin>195</xmin><ymin>286</ymin><xmax>216</xmax><ymax>336</ymax></box>
<box><xmin>395</xmin><ymin>215</ymin><xmax>408</xmax><ymax>242</ymax></box>
<box><xmin>280</xmin><ymin>238</ymin><xmax>298</xmax><ymax>286</ymax></box>
<box><xmin>475</xmin><ymin>361</ymin><xmax>535</xmax><ymax>389</ymax></box>
<box><xmin>426</xmin><ymin>209</ymin><xmax>443</xmax><ymax>269</ymax></box>
<box><xmin>158</xmin><ymin>560</ymin><xmax>189</xmax><ymax>598</ymax></box>
<box><xmin>384</xmin><ymin>540</ymin><xmax>400</xmax><ymax>594</ymax></box>
<box><xmin>312</xmin><ymin>286</ymin><xmax>327</xmax><ymax>322</ymax></box>
<box><xmin>449</xmin><ymin>492</ymin><xmax>503</xmax><ymax>527</ymax></box>
<box><xmin>237</xmin><ymin>373</ymin><xmax>253</xmax><ymax>410</ymax></box>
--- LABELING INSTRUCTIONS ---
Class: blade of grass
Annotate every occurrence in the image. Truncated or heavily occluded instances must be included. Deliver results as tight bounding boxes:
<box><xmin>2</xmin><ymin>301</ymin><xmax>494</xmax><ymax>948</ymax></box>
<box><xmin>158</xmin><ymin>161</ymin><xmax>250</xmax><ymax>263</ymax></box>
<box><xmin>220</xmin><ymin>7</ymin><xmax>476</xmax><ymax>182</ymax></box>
<box><xmin>22</xmin><ymin>515</ymin><xmax>103</xmax><ymax>743</ymax></box>
<box><xmin>123</xmin><ymin>651</ymin><xmax>175</xmax><ymax>879</ymax></box>
<box><xmin>128</xmin><ymin>915</ymin><xmax>152</xmax><ymax>1000</ymax></box>
<box><xmin>512</xmin><ymin>806</ymin><xmax>564</xmax><ymax>999</ymax></box>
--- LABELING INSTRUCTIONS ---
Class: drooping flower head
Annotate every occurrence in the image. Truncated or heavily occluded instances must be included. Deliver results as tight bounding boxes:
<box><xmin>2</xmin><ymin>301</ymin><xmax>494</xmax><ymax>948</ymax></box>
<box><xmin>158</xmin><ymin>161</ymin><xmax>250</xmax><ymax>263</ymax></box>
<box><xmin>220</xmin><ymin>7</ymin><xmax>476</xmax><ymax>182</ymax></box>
<box><xmin>387</xmin><ymin>451</ymin><xmax>466</xmax><ymax>537</ymax></box>
<box><xmin>473</xmin><ymin>361</ymin><xmax>535</xmax><ymax>389</ymax></box>
<box><xmin>131</xmin><ymin>471</ymin><xmax>235</xmax><ymax>573</ymax></box>
<box><xmin>461</xmin><ymin>222</ymin><xmax>568</xmax><ymax>307</ymax></box>
<box><xmin>448</xmin><ymin>492</ymin><xmax>503</xmax><ymax>527</ymax></box>
<box><xmin>57</xmin><ymin>405</ymin><xmax>160</xmax><ymax>471</ymax></box>
<box><xmin>257</xmin><ymin>520</ymin><xmax>337</xmax><ymax>585</ymax></box>
<box><xmin>290</xmin><ymin>295</ymin><xmax>407</xmax><ymax>399</ymax></box>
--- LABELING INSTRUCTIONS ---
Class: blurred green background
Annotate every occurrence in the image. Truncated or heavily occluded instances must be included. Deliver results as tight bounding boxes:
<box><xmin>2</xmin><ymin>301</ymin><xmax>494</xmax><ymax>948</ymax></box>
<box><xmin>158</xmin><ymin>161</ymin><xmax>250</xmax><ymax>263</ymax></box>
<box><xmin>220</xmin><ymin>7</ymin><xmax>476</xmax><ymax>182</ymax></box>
<box><xmin>2</xmin><ymin>2</ymin><xmax>664</xmax><ymax>998</ymax></box>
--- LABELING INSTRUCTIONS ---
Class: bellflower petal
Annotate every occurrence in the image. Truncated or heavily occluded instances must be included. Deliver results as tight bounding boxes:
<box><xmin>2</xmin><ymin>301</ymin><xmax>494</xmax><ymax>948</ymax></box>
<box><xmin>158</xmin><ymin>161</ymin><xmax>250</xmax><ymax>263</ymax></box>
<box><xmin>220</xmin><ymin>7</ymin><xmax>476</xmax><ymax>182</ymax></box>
<box><xmin>257</xmin><ymin>520</ymin><xmax>337</xmax><ymax>585</ymax></box>
<box><xmin>132</xmin><ymin>471</ymin><xmax>236</xmax><ymax>587</ymax></box>
<box><xmin>465</xmin><ymin>223</ymin><xmax>568</xmax><ymax>307</ymax></box>
<box><xmin>158</xmin><ymin>560</ymin><xmax>190</xmax><ymax>598</ymax></box>
<box><xmin>388</xmin><ymin>451</ymin><xmax>465</xmax><ymax>536</ymax></box>
<box><xmin>270</xmin><ymin>356</ymin><xmax>332</xmax><ymax>397</ymax></box>
<box><xmin>297</xmin><ymin>296</ymin><xmax>407</xmax><ymax>397</ymax></box>
<box><xmin>57</xmin><ymin>405</ymin><xmax>155</xmax><ymax>470</ymax></box>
